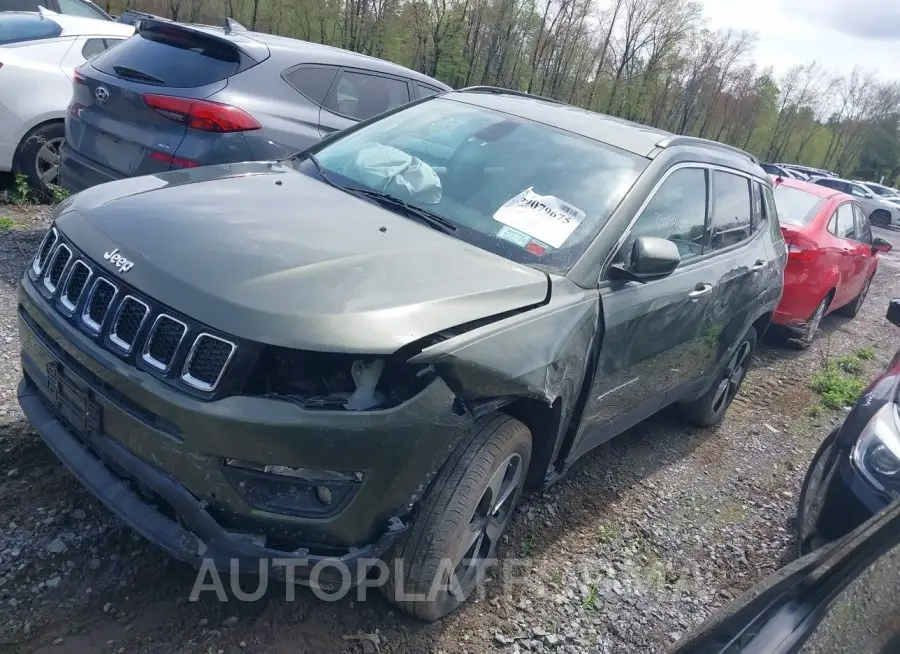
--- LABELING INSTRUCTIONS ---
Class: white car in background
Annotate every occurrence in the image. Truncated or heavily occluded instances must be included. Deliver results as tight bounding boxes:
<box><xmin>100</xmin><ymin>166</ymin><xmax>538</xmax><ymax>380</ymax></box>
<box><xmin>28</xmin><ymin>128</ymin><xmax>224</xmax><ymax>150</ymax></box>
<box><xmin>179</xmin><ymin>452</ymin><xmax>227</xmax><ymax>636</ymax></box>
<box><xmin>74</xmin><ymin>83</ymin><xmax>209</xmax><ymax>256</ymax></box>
<box><xmin>0</xmin><ymin>9</ymin><xmax>133</xmax><ymax>198</ymax></box>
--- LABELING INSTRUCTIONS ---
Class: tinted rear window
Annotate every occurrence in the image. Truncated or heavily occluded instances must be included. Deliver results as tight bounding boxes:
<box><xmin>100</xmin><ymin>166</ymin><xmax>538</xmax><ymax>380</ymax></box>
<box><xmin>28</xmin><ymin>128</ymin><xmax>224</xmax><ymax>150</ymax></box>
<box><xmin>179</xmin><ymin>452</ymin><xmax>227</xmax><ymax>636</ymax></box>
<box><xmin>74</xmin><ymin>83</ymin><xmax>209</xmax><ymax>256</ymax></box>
<box><xmin>90</xmin><ymin>26</ymin><xmax>243</xmax><ymax>87</ymax></box>
<box><xmin>0</xmin><ymin>0</ymin><xmax>40</xmax><ymax>10</ymax></box>
<box><xmin>0</xmin><ymin>13</ymin><xmax>62</xmax><ymax>44</ymax></box>
<box><xmin>772</xmin><ymin>185</ymin><xmax>825</xmax><ymax>226</ymax></box>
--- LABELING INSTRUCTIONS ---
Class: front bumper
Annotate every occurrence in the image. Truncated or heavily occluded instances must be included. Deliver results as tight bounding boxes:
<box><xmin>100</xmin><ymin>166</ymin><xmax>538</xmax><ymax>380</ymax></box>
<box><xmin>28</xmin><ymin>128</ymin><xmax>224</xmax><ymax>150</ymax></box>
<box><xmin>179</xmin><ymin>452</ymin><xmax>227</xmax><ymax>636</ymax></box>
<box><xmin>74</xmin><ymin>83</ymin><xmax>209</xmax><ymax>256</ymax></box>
<box><xmin>18</xmin><ymin>376</ymin><xmax>400</xmax><ymax>586</ymax></box>
<box><xmin>18</xmin><ymin>267</ymin><xmax>471</xmax><ymax>569</ymax></box>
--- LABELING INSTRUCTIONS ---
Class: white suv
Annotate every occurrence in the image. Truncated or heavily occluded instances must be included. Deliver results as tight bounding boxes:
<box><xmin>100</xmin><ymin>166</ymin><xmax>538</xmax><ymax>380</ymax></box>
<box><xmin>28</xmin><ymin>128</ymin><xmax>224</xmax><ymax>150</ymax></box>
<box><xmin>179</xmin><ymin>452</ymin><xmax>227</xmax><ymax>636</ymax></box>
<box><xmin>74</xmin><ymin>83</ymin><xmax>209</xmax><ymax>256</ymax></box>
<box><xmin>0</xmin><ymin>9</ymin><xmax>133</xmax><ymax>198</ymax></box>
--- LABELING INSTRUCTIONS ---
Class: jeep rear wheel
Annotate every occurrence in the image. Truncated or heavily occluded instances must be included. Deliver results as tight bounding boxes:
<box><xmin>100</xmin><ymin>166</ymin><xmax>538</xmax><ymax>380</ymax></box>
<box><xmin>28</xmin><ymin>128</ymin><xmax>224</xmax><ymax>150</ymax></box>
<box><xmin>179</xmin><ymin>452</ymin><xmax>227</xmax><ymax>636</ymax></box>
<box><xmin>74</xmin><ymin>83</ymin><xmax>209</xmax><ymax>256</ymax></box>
<box><xmin>382</xmin><ymin>414</ymin><xmax>531</xmax><ymax>621</ymax></box>
<box><xmin>679</xmin><ymin>326</ymin><xmax>757</xmax><ymax>427</ymax></box>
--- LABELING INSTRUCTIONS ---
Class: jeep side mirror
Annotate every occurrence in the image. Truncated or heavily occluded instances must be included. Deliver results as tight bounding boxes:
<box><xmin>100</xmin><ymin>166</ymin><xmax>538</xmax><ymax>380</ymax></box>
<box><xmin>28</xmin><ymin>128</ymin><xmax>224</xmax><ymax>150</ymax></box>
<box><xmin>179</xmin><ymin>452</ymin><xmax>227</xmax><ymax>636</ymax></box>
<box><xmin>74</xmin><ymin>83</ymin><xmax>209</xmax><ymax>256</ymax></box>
<box><xmin>873</xmin><ymin>237</ymin><xmax>892</xmax><ymax>253</ymax></box>
<box><xmin>888</xmin><ymin>299</ymin><xmax>900</xmax><ymax>327</ymax></box>
<box><xmin>609</xmin><ymin>236</ymin><xmax>681</xmax><ymax>283</ymax></box>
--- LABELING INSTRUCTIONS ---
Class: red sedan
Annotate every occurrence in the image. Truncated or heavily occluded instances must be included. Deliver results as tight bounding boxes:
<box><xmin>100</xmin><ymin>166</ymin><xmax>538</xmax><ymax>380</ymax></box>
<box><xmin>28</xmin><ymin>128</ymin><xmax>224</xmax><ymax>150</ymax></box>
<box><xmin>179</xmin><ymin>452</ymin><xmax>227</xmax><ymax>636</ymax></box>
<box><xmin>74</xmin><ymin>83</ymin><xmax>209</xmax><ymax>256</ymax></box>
<box><xmin>771</xmin><ymin>176</ymin><xmax>892</xmax><ymax>345</ymax></box>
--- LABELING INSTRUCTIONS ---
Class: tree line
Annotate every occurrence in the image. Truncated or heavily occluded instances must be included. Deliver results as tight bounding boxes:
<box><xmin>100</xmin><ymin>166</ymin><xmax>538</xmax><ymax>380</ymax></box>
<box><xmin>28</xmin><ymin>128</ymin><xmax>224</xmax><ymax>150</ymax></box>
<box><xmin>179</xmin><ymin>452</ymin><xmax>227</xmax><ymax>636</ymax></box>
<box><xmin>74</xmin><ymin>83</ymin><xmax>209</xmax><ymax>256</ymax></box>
<box><xmin>109</xmin><ymin>0</ymin><xmax>900</xmax><ymax>183</ymax></box>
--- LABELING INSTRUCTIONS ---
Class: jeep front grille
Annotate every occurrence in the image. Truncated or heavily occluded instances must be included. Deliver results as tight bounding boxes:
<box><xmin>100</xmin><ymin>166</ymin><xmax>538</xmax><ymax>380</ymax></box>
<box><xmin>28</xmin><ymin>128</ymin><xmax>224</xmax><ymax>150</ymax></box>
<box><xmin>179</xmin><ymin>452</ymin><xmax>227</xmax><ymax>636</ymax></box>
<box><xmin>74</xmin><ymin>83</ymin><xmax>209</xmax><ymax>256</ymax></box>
<box><xmin>43</xmin><ymin>244</ymin><xmax>71</xmax><ymax>293</ymax></box>
<box><xmin>60</xmin><ymin>261</ymin><xmax>92</xmax><ymax>312</ymax></box>
<box><xmin>82</xmin><ymin>278</ymin><xmax>117</xmax><ymax>332</ymax></box>
<box><xmin>182</xmin><ymin>334</ymin><xmax>236</xmax><ymax>391</ymax></box>
<box><xmin>31</xmin><ymin>229</ymin><xmax>238</xmax><ymax>394</ymax></box>
<box><xmin>142</xmin><ymin>314</ymin><xmax>187</xmax><ymax>371</ymax></box>
<box><xmin>110</xmin><ymin>296</ymin><xmax>149</xmax><ymax>352</ymax></box>
<box><xmin>33</xmin><ymin>228</ymin><xmax>58</xmax><ymax>275</ymax></box>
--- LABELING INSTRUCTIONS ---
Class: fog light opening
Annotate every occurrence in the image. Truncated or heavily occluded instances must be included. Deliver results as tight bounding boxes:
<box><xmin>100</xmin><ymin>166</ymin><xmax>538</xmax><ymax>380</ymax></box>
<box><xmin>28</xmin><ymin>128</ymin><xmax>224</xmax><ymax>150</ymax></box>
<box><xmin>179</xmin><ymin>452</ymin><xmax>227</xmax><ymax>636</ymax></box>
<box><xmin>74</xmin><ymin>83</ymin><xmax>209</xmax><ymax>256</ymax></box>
<box><xmin>316</xmin><ymin>485</ymin><xmax>333</xmax><ymax>506</ymax></box>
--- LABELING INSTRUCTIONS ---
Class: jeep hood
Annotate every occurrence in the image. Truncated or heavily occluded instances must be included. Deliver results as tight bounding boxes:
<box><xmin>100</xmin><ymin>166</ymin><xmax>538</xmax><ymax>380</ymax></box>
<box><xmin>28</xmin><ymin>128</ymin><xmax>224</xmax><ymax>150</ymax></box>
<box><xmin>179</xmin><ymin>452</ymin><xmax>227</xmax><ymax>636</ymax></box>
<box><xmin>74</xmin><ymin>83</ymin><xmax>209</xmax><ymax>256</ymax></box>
<box><xmin>54</xmin><ymin>162</ymin><xmax>549</xmax><ymax>354</ymax></box>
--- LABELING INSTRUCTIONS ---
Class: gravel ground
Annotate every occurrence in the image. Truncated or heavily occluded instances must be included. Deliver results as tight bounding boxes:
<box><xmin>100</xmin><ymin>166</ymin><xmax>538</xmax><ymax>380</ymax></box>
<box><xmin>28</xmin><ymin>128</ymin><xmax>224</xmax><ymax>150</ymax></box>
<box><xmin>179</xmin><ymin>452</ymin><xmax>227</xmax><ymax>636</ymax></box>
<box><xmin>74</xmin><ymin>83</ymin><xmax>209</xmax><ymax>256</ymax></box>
<box><xmin>1</xmin><ymin>198</ymin><xmax>899</xmax><ymax>654</ymax></box>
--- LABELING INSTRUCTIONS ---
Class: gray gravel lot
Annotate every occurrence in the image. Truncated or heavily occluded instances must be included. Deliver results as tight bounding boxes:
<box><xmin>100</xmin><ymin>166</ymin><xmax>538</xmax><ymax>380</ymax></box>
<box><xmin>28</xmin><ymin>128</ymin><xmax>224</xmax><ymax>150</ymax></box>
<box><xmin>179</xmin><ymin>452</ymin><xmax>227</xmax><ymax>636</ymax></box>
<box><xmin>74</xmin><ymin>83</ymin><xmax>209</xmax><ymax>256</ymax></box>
<box><xmin>1</xmin><ymin>201</ymin><xmax>898</xmax><ymax>653</ymax></box>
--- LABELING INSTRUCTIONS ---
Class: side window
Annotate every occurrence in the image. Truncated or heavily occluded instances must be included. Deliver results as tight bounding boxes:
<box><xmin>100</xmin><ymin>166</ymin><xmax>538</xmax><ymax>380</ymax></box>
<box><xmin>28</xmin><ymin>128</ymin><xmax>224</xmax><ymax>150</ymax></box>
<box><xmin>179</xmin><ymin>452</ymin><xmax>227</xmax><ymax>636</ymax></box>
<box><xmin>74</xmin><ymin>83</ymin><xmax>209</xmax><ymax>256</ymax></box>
<box><xmin>324</xmin><ymin>70</ymin><xmax>411</xmax><ymax>121</ymax></box>
<box><xmin>620</xmin><ymin>167</ymin><xmax>708</xmax><ymax>263</ymax></box>
<box><xmin>710</xmin><ymin>170</ymin><xmax>752</xmax><ymax>251</ymax></box>
<box><xmin>416</xmin><ymin>83</ymin><xmax>441</xmax><ymax>99</ymax></box>
<box><xmin>81</xmin><ymin>38</ymin><xmax>108</xmax><ymax>59</ymax></box>
<box><xmin>849</xmin><ymin>184</ymin><xmax>870</xmax><ymax>199</ymax></box>
<box><xmin>57</xmin><ymin>0</ymin><xmax>108</xmax><ymax>19</ymax></box>
<box><xmin>852</xmin><ymin>204</ymin><xmax>873</xmax><ymax>244</ymax></box>
<box><xmin>0</xmin><ymin>14</ymin><xmax>63</xmax><ymax>43</ymax></box>
<box><xmin>283</xmin><ymin>65</ymin><xmax>338</xmax><ymax>107</ymax></box>
<box><xmin>751</xmin><ymin>181</ymin><xmax>768</xmax><ymax>233</ymax></box>
<box><xmin>835</xmin><ymin>203</ymin><xmax>855</xmax><ymax>239</ymax></box>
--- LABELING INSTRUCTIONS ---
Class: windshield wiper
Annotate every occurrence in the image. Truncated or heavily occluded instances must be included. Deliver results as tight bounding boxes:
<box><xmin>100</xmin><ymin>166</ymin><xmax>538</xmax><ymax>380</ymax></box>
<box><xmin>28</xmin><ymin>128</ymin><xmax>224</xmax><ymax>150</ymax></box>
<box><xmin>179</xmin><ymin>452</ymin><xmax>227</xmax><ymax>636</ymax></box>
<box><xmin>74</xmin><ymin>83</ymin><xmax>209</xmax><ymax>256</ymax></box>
<box><xmin>348</xmin><ymin>188</ymin><xmax>458</xmax><ymax>235</ymax></box>
<box><xmin>112</xmin><ymin>65</ymin><xmax>166</xmax><ymax>85</ymax></box>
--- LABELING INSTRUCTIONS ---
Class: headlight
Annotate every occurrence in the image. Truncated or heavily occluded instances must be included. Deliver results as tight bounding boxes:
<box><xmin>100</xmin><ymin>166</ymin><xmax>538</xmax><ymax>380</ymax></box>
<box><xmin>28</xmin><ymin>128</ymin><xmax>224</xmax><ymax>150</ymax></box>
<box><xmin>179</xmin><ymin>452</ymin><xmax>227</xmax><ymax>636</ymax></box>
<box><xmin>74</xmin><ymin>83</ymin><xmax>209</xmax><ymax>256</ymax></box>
<box><xmin>852</xmin><ymin>403</ymin><xmax>900</xmax><ymax>491</ymax></box>
<box><xmin>243</xmin><ymin>345</ymin><xmax>436</xmax><ymax>411</ymax></box>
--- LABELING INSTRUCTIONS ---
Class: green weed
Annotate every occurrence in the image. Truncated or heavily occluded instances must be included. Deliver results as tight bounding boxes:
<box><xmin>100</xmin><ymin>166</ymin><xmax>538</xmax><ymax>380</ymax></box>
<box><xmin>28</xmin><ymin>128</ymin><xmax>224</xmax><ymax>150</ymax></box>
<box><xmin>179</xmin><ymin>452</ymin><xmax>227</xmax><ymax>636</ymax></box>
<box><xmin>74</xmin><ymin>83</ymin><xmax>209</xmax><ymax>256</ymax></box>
<box><xmin>809</xmin><ymin>362</ymin><xmax>867</xmax><ymax>410</ymax></box>
<box><xmin>11</xmin><ymin>174</ymin><xmax>32</xmax><ymax>205</ymax></box>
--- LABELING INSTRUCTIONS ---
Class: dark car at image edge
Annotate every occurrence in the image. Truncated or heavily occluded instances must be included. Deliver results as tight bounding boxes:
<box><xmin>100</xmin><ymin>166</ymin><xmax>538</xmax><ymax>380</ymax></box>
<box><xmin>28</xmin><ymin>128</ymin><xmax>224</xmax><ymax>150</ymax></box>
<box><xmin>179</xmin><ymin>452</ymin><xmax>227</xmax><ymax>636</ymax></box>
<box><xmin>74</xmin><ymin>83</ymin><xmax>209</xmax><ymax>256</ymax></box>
<box><xmin>19</xmin><ymin>87</ymin><xmax>785</xmax><ymax>620</ymax></box>
<box><xmin>798</xmin><ymin>298</ymin><xmax>900</xmax><ymax>553</ymax></box>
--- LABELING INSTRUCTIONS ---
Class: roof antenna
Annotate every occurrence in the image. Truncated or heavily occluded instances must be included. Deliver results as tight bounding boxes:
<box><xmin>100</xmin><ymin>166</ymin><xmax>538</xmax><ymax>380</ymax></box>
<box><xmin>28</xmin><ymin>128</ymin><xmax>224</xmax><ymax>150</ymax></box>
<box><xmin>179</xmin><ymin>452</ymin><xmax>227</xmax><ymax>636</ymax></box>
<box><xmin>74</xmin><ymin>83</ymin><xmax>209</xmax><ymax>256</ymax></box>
<box><xmin>36</xmin><ymin>5</ymin><xmax>59</xmax><ymax>17</ymax></box>
<box><xmin>223</xmin><ymin>17</ymin><xmax>247</xmax><ymax>33</ymax></box>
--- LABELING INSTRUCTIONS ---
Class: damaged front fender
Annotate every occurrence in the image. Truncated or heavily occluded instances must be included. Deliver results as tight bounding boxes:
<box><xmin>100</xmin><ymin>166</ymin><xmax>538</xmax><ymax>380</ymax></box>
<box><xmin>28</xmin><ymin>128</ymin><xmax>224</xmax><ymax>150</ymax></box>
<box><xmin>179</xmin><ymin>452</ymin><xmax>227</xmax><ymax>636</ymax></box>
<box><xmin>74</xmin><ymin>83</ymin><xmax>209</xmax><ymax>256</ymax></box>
<box><xmin>409</xmin><ymin>277</ymin><xmax>600</xmax><ymax>411</ymax></box>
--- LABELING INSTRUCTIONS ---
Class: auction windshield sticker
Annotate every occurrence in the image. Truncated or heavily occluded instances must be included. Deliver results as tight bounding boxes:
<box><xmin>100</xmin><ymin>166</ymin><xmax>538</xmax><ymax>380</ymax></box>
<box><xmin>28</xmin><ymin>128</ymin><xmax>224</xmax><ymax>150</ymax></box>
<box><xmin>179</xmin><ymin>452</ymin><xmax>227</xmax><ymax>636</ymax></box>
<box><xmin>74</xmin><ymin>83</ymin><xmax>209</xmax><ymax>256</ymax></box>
<box><xmin>493</xmin><ymin>188</ymin><xmax>585</xmax><ymax>248</ymax></box>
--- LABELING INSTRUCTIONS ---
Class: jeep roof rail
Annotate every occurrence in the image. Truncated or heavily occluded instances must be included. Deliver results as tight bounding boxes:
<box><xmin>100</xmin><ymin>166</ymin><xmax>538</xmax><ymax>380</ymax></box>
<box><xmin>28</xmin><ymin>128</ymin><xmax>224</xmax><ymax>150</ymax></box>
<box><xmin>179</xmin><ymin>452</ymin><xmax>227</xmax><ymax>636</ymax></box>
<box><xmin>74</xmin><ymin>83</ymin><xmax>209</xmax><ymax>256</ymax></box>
<box><xmin>457</xmin><ymin>86</ymin><xmax>566</xmax><ymax>105</ymax></box>
<box><xmin>655</xmin><ymin>135</ymin><xmax>760</xmax><ymax>165</ymax></box>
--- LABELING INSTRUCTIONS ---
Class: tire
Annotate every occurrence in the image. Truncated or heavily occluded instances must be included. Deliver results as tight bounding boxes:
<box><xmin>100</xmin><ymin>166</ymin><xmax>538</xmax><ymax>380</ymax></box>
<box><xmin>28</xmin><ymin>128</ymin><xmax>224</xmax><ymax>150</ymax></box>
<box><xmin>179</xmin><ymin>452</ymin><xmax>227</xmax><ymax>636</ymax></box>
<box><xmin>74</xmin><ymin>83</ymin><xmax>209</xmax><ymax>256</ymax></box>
<box><xmin>13</xmin><ymin>121</ymin><xmax>65</xmax><ymax>203</ymax></box>
<box><xmin>837</xmin><ymin>275</ymin><xmax>872</xmax><ymax>318</ymax></box>
<box><xmin>382</xmin><ymin>414</ymin><xmax>531</xmax><ymax>621</ymax></box>
<box><xmin>792</xmin><ymin>292</ymin><xmax>831</xmax><ymax>349</ymax></box>
<box><xmin>679</xmin><ymin>326</ymin><xmax>757</xmax><ymax>427</ymax></box>
<box><xmin>796</xmin><ymin>428</ymin><xmax>838</xmax><ymax>557</ymax></box>
<box><xmin>870</xmin><ymin>210</ymin><xmax>891</xmax><ymax>228</ymax></box>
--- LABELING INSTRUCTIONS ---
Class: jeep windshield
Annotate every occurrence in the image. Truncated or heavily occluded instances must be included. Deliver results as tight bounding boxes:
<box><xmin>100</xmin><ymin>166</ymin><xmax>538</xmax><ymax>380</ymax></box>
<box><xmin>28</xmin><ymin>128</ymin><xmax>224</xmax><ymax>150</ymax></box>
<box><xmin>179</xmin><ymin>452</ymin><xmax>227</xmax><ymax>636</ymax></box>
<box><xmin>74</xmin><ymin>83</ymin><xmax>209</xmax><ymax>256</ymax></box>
<box><xmin>300</xmin><ymin>97</ymin><xmax>647</xmax><ymax>273</ymax></box>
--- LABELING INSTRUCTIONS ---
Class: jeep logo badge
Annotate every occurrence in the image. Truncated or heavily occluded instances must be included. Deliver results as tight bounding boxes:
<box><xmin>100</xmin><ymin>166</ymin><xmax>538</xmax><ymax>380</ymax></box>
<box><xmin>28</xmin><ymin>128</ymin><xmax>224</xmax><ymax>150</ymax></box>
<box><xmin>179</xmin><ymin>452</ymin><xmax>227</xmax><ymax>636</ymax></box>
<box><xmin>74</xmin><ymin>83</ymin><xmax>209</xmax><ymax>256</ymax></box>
<box><xmin>104</xmin><ymin>248</ymin><xmax>134</xmax><ymax>273</ymax></box>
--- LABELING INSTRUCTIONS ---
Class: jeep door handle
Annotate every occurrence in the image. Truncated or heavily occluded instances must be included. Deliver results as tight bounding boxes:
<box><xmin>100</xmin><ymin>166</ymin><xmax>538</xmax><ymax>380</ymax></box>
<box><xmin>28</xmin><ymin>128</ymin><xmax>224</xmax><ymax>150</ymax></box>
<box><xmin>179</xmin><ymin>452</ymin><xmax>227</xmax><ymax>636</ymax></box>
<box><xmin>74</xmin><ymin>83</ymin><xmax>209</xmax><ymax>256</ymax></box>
<box><xmin>751</xmin><ymin>259</ymin><xmax>766</xmax><ymax>272</ymax></box>
<box><xmin>688</xmin><ymin>283</ymin><xmax>713</xmax><ymax>300</ymax></box>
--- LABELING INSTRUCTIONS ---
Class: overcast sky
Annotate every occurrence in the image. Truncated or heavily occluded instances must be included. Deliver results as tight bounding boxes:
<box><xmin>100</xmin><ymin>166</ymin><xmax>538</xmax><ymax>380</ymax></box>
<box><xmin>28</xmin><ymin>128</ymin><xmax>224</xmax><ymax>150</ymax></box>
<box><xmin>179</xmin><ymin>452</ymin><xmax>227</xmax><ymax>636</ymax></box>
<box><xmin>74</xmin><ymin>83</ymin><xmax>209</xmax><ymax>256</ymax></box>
<box><xmin>698</xmin><ymin>0</ymin><xmax>900</xmax><ymax>81</ymax></box>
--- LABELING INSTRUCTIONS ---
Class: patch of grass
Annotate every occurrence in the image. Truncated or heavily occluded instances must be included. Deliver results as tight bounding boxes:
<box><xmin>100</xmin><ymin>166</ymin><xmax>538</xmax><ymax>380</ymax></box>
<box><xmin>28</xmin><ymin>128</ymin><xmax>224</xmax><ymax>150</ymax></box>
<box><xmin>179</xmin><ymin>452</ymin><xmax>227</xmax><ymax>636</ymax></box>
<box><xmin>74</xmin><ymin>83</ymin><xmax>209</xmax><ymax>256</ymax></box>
<box><xmin>518</xmin><ymin>529</ymin><xmax>536</xmax><ymax>557</ymax></box>
<box><xmin>718</xmin><ymin>502</ymin><xmax>748</xmax><ymax>524</ymax></box>
<box><xmin>583</xmin><ymin>582</ymin><xmax>600</xmax><ymax>609</ymax></box>
<box><xmin>855</xmin><ymin>346</ymin><xmax>877</xmax><ymax>361</ymax></box>
<box><xmin>51</xmin><ymin>185</ymin><xmax>70</xmax><ymax>203</ymax></box>
<box><xmin>809</xmin><ymin>362</ymin><xmax>867</xmax><ymax>410</ymax></box>
<box><xmin>0</xmin><ymin>217</ymin><xmax>15</xmax><ymax>231</ymax></box>
<box><xmin>644</xmin><ymin>558</ymin><xmax>666</xmax><ymax>590</ymax></box>
<box><xmin>11</xmin><ymin>174</ymin><xmax>32</xmax><ymax>205</ymax></box>
<box><xmin>834</xmin><ymin>354</ymin><xmax>864</xmax><ymax>374</ymax></box>
<box><xmin>597</xmin><ymin>523</ymin><xmax>621</xmax><ymax>545</ymax></box>
<box><xmin>807</xmin><ymin>404</ymin><xmax>824</xmax><ymax>417</ymax></box>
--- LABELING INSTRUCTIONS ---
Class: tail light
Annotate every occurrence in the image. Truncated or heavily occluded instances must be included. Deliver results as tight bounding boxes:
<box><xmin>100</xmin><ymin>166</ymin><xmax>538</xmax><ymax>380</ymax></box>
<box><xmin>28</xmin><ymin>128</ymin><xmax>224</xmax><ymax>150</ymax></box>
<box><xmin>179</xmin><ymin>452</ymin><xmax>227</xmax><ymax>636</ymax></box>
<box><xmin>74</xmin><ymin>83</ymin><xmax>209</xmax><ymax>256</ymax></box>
<box><xmin>150</xmin><ymin>151</ymin><xmax>200</xmax><ymax>169</ymax></box>
<box><xmin>787</xmin><ymin>234</ymin><xmax>818</xmax><ymax>263</ymax></box>
<box><xmin>143</xmin><ymin>94</ymin><xmax>261</xmax><ymax>133</ymax></box>
<box><xmin>73</xmin><ymin>70</ymin><xmax>86</xmax><ymax>85</ymax></box>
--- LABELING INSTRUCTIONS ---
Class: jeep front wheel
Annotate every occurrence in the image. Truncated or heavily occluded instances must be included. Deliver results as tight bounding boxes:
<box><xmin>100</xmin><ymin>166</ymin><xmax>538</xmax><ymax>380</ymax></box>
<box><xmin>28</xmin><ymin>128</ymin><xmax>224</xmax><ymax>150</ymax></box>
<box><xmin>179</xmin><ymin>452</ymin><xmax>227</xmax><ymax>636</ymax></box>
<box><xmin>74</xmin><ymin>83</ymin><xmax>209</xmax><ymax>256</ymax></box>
<box><xmin>382</xmin><ymin>414</ymin><xmax>531</xmax><ymax>621</ymax></box>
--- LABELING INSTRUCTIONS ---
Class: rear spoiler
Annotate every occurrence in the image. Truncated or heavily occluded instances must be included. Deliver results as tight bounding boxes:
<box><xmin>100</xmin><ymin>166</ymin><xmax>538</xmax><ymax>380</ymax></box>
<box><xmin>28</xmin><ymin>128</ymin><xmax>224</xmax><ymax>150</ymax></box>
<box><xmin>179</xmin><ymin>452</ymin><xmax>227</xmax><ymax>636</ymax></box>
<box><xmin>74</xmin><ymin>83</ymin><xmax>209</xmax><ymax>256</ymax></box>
<box><xmin>136</xmin><ymin>17</ymin><xmax>269</xmax><ymax>63</ymax></box>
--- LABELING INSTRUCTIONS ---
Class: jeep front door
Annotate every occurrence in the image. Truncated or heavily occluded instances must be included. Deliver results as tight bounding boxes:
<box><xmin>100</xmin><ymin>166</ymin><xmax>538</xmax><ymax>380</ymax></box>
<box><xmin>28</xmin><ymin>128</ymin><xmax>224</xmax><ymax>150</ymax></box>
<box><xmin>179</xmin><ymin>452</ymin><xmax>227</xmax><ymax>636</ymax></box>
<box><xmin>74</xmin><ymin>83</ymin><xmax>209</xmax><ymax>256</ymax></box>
<box><xmin>571</xmin><ymin>166</ymin><xmax>716</xmax><ymax>455</ymax></box>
